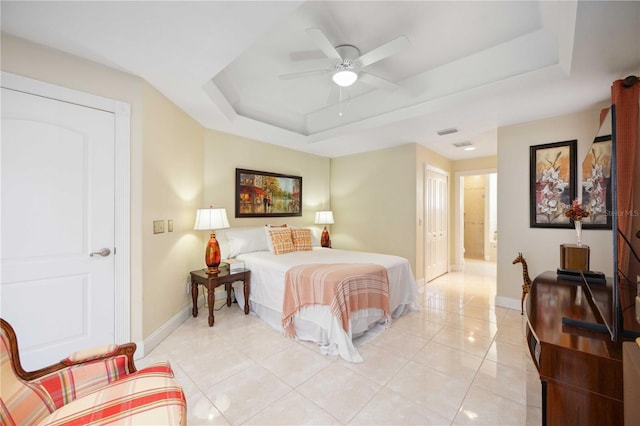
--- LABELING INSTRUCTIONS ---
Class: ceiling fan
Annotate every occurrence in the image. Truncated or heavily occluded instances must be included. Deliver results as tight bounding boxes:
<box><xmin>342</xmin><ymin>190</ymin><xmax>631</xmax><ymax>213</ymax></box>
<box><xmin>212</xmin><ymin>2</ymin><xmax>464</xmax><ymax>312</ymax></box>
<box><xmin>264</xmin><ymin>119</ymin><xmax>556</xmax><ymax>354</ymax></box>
<box><xmin>279</xmin><ymin>28</ymin><xmax>410</xmax><ymax>91</ymax></box>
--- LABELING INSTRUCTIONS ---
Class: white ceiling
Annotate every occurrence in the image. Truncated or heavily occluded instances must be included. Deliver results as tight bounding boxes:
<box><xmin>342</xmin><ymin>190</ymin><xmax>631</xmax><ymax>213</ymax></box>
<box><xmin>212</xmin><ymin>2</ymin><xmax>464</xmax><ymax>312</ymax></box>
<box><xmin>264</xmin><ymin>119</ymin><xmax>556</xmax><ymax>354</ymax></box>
<box><xmin>2</xmin><ymin>1</ymin><xmax>639</xmax><ymax>160</ymax></box>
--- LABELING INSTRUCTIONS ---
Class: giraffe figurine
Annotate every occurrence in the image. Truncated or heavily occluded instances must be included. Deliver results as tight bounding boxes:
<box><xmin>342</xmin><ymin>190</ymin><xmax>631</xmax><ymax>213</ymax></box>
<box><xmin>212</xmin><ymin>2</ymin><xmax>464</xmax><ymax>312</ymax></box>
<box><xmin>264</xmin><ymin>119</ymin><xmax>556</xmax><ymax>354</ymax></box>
<box><xmin>512</xmin><ymin>252</ymin><xmax>532</xmax><ymax>315</ymax></box>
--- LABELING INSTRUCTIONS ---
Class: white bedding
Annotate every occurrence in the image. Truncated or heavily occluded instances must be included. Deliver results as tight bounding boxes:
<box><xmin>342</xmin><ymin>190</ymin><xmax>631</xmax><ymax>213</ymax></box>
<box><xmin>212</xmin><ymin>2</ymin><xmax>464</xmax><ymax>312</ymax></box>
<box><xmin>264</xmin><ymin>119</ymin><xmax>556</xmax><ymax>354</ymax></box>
<box><xmin>234</xmin><ymin>247</ymin><xmax>419</xmax><ymax>362</ymax></box>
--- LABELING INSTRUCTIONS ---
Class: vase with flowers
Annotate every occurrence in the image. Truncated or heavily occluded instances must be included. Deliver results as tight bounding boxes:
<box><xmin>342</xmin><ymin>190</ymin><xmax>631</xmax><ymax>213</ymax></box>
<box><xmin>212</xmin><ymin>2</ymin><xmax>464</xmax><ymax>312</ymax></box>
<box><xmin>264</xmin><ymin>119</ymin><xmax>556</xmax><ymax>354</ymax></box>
<box><xmin>565</xmin><ymin>199</ymin><xmax>590</xmax><ymax>246</ymax></box>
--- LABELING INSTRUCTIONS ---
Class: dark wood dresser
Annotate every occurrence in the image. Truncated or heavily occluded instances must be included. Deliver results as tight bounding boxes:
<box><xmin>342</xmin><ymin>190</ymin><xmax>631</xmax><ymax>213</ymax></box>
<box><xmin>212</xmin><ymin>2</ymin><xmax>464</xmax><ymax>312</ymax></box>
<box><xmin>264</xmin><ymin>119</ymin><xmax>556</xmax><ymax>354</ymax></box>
<box><xmin>525</xmin><ymin>271</ymin><xmax>630</xmax><ymax>426</ymax></box>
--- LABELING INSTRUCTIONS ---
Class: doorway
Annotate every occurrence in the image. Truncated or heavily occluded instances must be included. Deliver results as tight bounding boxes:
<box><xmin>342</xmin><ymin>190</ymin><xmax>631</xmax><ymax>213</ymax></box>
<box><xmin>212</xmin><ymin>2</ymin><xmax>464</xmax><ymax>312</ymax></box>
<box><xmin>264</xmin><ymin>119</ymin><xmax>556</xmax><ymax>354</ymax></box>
<box><xmin>454</xmin><ymin>169</ymin><xmax>497</xmax><ymax>273</ymax></box>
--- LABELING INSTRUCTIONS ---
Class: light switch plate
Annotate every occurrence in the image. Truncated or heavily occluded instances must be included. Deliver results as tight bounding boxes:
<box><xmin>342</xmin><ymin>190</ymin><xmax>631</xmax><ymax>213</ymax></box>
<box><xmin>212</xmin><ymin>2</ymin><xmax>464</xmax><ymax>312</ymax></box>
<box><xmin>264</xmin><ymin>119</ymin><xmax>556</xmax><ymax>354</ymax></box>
<box><xmin>153</xmin><ymin>220</ymin><xmax>164</xmax><ymax>234</ymax></box>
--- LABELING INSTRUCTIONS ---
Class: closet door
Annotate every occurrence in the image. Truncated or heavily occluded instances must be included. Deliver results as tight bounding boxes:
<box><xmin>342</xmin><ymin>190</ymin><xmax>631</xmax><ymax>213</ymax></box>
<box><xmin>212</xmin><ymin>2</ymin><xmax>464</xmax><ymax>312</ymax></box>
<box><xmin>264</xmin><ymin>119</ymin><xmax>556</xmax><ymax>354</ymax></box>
<box><xmin>425</xmin><ymin>167</ymin><xmax>448</xmax><ymax>282</ymax></box>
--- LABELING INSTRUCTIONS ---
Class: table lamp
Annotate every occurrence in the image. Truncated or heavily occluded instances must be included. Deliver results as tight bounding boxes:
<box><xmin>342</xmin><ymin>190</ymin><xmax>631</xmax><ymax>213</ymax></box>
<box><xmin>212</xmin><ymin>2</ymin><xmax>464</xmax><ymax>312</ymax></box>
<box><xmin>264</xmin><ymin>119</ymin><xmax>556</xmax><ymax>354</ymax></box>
<box><xmin>315</xmin><ymin>210</ymin><xmax>334</xmax><ymax>248</ymax></box>
<box><xmin>194</xmin><ymin>206</ymin><xmax>230</xmax><ymax>274</ymax></box>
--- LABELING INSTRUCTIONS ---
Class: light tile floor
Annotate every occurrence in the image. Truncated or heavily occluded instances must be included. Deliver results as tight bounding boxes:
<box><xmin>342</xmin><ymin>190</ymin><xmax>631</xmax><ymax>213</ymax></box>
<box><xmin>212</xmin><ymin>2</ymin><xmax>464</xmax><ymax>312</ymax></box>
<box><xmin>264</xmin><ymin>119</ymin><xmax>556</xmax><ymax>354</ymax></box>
<box><xmin>139</xmin><ymin>259</ymin><xmax>542</xmax><ymax>425</ymax></box>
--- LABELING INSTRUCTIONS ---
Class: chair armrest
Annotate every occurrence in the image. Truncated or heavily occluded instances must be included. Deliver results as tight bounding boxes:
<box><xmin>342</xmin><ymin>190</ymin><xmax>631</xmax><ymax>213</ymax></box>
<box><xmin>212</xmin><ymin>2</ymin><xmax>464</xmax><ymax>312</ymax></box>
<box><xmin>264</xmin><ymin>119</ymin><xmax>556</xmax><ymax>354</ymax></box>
<box><xmin>2</xmin><ymin>318</ymin><xmax>137</xmax><ymax>380</ymax></box>
<box><xmin>62</xmin><ymin>344</ymin><xmax>119</xmax><ymax>365</ymax></box>
<box><xmin>19</xmin><ymin>343</ymin><xmax>138</xmax><ymax>381</ymax></box>
<box><xmin>62</xmin><ymin>342</ymin><xmax>138</xmax><ymax>372</ymax></box>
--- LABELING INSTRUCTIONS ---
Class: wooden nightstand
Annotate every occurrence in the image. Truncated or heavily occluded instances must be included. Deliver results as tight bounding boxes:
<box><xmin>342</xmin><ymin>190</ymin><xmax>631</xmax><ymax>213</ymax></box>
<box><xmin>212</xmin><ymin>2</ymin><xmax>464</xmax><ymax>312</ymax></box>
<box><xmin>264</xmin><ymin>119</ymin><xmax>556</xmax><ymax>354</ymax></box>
<box><xmin>190</xmin><ymin>268</ymin><xmax>250</xmax><ymax>326</ymax></box>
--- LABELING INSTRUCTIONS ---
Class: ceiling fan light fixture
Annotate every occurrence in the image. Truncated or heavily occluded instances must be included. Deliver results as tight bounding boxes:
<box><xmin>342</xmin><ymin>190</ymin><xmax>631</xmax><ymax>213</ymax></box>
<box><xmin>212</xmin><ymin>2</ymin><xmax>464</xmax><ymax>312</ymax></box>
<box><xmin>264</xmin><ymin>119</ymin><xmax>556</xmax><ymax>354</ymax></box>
<box><xmin>332</xmin><ymin>69</ymin><xmax>358</xmax><ymax>87</ymax></box>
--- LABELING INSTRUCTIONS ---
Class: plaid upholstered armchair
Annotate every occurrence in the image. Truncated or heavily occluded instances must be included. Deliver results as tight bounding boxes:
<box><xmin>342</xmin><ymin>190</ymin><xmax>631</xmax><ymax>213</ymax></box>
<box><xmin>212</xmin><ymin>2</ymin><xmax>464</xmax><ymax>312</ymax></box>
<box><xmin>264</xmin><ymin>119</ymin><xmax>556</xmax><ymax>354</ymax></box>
<box><xmin>0</xmin><ymin>318</ymin><xmax>186</xmax><ymax>425</ymax></box>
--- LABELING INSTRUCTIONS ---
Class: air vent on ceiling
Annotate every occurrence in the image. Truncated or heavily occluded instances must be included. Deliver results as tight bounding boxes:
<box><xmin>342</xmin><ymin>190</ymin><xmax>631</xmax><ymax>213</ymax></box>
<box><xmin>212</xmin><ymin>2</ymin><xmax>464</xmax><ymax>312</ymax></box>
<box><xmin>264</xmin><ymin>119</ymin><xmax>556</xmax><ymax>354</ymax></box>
<box><xmin>452</xmin><ymin>141</ymin><xmax>472</xmax><ymax>148</ymax></box>
<box><xmin>437</xmin><ymin>128</ymin><xmax>458</xmax><ymax>136</ymax></box>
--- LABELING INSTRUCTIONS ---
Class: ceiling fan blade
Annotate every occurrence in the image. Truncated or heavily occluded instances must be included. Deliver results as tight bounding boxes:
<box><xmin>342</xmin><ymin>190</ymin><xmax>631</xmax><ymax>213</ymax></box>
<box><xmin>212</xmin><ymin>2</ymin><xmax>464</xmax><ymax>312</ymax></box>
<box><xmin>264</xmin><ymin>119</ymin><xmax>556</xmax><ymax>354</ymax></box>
<box><xmin>279</xmin><ymin>69</ymin><xmax>328</xmax><ymax>80</ymax></box>
<box><xmin>305</xmin><ymin>28</ymin><xmax>343</xmax><ymax>61</ymax></box>
<box><xmin>359</xmin><ymin>72</ymin><xmax>401</xmax><ymax>90</ymax></box>
<box><xmin>356</xmin><ymin>35</ymin><xmax>410</xmax><ymax>67</ymax></box>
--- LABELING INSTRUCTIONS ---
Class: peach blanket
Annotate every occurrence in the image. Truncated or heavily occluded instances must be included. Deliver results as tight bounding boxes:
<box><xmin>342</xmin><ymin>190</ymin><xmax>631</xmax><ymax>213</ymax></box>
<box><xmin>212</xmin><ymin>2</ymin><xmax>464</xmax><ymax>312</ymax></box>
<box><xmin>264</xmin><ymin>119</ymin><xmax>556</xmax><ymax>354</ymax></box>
<box><xmin>282</xmin><ymin>263</ymin><xmax>390</xmax><ymax>337</ymax></box>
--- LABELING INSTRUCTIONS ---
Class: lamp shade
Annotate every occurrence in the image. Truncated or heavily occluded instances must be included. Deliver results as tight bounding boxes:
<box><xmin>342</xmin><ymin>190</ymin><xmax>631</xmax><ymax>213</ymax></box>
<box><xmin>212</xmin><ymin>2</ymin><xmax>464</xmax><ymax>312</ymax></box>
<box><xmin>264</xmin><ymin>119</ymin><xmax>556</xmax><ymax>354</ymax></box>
<box><xmin>314</xmin><ymin>211</ymin><xmax>334</xmax><ymax>225</ymax></box>
<box><xmin>194</xmin><ymin>208</ymin><xmax>230</xmax><ymax>231</ymax></box>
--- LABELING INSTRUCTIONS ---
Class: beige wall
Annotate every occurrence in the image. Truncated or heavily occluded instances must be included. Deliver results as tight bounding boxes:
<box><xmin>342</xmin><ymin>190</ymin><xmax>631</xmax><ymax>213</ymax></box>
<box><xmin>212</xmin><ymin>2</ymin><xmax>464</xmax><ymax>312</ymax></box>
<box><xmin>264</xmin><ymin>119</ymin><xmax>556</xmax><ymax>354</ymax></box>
<box><xmin>202</xmin><ymin>129</ymin><xmax>331</xmax><ymax>229</ymax></box>
<box><xmin>331</xmin><ymin>144</ymin><xmax>416</xmax><ymax>272</ymax></box>
<box><xmin>497</xmin><ymin>105</ymin><xmax>612</xmax><ymax>307</ymax></box>
<box><xmin>453</xmin><ymin>156</ymin><xmax>498</xmax><ymax>172</ymax></box>
<box><xmin>331</xmin><ymin>143</ymin><xmax>453</xmax><ymax>281</ymax></box>
<box><xmin>140</xmin><ymin>84</ymin><xmax>204</xmax><ymax>337</ymax></box>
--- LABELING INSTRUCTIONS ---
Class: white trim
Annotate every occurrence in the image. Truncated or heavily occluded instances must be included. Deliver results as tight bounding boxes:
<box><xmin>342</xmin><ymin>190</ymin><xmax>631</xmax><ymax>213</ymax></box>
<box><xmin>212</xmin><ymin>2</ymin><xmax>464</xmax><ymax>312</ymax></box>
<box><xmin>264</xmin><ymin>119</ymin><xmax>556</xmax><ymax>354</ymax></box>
<box><xmin>2</xmin><ymin>71</ymin><xmax>131</xmax><ymax>343</ymax></box>
<box><xmin>425</xmin><ymin>164</ymin><xmax>449</xmax><ymax>177</ymax></box>
<box><xmin>495</xmin><ymin>295</ymin><xmax>520</xmax><ymax>312</ymax></box>
<box><xmin>2</xmin><ymin>72</ymin><xmax>119</xmax><ymax>113</ymax></box>
<box><xmin>138</xmin><ymin>295</ymin><xmax>208</xmax><ymax>358</ymax></box>
<box><xmin>114</xmin><ymin>102</ymin><xmax>131</xmax><ymax>343</ymax></box>
<box><xmin>449</xmin><ymin>263</ymin><xmax>463</xmax><ymax>272</ymax></box>
<box><xmin>140</xmin><ymin>305</ymin><xmax>191</xmax><ymax>359</ymax></box>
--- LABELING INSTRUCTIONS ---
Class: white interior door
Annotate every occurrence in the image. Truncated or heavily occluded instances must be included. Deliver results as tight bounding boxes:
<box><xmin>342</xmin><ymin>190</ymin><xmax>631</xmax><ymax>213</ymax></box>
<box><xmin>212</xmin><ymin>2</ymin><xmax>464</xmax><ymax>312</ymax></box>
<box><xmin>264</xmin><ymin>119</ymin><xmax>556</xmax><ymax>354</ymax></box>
<box><xmin>1</xmin><ymin>87</ymin><xmax>116</xmax><ymax>370</ymax></box>
<box><xmin>425</xmin><ymin>167</ymin><xmax>448</xmax><ymax>282</ymax></box>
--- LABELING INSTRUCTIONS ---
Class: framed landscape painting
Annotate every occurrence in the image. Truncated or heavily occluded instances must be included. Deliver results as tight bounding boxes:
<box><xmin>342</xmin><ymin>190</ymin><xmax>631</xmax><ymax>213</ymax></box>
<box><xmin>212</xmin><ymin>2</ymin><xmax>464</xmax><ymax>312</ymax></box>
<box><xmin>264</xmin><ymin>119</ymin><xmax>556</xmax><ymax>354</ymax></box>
<box><xmin>235</xmin><ymin>168</ymin><xmax>302</xmax><ymax>218</ymax></box>
<box><xmin>581</xmin><ymin>135</ymin><xmax>612</xmax><ymax>229</ymax></box>
<box><xmin>529</xmin><ymin>140</ymin><xmax>577</xmax><ymax>228</ymax></box>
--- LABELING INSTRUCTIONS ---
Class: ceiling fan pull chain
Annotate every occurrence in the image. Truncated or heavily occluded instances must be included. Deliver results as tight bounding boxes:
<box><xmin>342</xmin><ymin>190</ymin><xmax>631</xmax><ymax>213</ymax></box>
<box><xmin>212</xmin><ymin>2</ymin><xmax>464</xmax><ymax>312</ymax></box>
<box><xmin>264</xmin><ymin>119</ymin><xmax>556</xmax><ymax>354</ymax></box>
<box><xmin>339</xmin><ymin>86</ymin><xmax>343</xmax><ymax>117</ymax></box>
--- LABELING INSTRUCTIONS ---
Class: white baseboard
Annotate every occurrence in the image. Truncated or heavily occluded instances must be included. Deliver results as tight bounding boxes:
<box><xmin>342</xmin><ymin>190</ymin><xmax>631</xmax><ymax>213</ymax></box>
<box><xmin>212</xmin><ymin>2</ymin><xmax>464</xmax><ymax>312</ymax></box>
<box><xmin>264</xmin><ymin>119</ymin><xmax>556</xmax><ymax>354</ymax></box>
<box><xmin>136</xmin><ymin>306</ymin><xmax>191</xmax><ymax>359</ymax></box>
<box><xmin>495</xmin><ymin>295</ymin><xmax>521</xmax><ymax>312</ymax></box>
<box><xmin>450</xmin><ymin>263</ymin><xmax>463</xmax><ymax>272</ymax></box>
<box><xmin>136</xmin><ymin>292</ymin><xmax>210</xmax><ymax>359</ymax></box>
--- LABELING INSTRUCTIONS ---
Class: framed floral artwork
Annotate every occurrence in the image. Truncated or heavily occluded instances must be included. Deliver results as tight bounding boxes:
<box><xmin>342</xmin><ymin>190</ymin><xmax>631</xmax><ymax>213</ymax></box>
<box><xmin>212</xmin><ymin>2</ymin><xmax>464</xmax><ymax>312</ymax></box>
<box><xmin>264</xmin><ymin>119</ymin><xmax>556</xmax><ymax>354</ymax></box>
<box><xmin>529</xmin><ymin>140</ymin><xmax>577</xmax><ymax>228</ymax></box>
<box><xmin>581</xmin><ymin>135</ymin><xmax>612</xmax><ymax>229</ymax></box>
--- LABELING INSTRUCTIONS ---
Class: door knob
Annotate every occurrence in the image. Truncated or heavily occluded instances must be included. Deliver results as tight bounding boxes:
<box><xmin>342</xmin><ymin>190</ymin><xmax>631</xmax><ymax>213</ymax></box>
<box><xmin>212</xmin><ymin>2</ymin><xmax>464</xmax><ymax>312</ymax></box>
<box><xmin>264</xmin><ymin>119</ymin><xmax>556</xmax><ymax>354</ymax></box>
<box><xmin>90</xmin><ymin>248</ymin><xmax>111</xmax><ymax>257</ymax></box>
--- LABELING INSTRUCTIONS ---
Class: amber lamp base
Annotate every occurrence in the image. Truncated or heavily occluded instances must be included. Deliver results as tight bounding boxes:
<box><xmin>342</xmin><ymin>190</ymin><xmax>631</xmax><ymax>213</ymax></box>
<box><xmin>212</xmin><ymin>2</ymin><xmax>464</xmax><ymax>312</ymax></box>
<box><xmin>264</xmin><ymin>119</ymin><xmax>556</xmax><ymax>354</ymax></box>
<box><xmin>205</xmin><ymin>230</ymin><xmax>221</xmax><ymax>274</ymax></box>
<box><xmin>320</xmin><ymin>226</ymin><xmax>331</xmax><ymax>248</ymax></box>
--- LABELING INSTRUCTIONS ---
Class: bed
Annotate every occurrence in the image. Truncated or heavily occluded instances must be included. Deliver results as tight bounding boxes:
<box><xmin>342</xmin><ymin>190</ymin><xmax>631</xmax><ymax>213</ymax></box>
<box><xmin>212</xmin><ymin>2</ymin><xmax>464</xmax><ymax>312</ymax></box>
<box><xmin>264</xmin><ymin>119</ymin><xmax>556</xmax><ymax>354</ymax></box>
<box><xmin>218</xmin><ymin>226</ymin><xmax>419</xmax><ymax>362</ymax></box>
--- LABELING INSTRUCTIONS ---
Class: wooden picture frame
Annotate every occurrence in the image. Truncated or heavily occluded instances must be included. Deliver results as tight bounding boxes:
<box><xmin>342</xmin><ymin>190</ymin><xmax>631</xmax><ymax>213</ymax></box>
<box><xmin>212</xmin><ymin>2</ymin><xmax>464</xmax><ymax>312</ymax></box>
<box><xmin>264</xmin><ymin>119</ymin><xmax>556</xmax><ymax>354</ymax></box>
<box><xmin>581</xmin><ymin>135</ymin><xmax>613</xmax><ymax>229</ymax></box>
<box><xmin>530</xmin><ymin>140</ymin><xmax>577</xmax><ymax>228</ymax></box>
<box><xmin>235</xmin><ymin>168</ymin><xmax>302</xmax><ymax>218</ymax></box>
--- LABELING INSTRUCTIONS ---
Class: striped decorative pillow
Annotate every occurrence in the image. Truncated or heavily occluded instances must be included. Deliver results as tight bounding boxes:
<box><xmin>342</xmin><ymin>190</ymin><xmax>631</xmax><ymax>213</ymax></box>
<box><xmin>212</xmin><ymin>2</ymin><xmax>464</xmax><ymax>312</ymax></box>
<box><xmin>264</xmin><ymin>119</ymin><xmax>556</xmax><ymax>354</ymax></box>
<box><xmin>291</xmin><ymin>228</ymin><xmax>313</xmax><ymax>251</ymax></box>
<box><xmin>268</xmin><ymin>228</ymin><xmax>294</xmax><ymax>255</ymax></box>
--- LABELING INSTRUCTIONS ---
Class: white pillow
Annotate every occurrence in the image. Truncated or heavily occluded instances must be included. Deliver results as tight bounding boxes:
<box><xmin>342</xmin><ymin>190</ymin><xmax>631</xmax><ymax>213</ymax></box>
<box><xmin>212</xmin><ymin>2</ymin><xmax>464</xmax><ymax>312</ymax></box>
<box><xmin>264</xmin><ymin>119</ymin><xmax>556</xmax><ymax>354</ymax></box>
<box><xmin>310</xmin><ymin>227</ymin><xmax>321</xmax><ymax>247</ymax></box>
<box><xmin>222</xmin><ymin>227</ymin><xmax>269</xmax><ymax>257</ymax></box>
<box><xmin>216</xmin><ymin>230</ymin><xmax>231</xmax><ymax>260</ymax></box>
